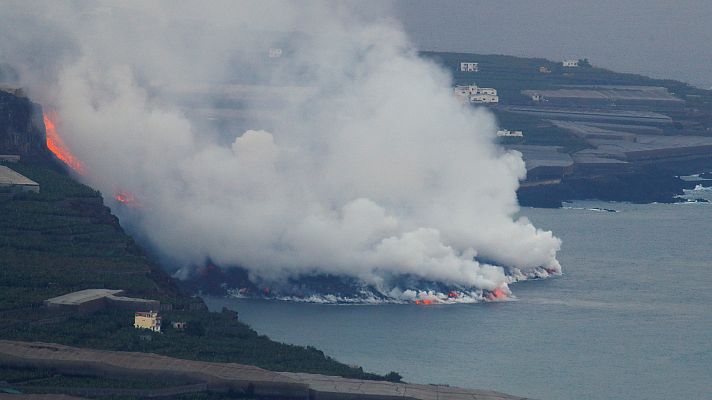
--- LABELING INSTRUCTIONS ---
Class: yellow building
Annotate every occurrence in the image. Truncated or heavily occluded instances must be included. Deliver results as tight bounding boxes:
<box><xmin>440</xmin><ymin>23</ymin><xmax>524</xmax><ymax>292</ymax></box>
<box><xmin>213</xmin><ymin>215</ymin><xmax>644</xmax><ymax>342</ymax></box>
<box><xmin>134</xmin><ymin>311</ymin><xmax>161</xmax><ymax>332</ymax></box>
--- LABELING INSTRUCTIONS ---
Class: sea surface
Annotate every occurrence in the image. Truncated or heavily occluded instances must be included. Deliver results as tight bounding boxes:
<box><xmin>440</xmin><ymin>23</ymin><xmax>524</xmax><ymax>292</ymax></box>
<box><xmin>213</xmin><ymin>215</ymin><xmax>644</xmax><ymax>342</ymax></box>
<box><xmin>204</xmin><ymin>185</ymin><xmax>712</xmax><ymax>400</ymax></box>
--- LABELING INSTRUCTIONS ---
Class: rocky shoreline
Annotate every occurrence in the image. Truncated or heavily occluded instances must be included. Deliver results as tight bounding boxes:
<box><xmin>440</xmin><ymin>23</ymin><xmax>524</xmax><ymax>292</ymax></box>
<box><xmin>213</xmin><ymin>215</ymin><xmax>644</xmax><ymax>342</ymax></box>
<box><xmin>517</xmin><ymin>169</ymin><xmax>708</xmax><ymax>208</ymax></box>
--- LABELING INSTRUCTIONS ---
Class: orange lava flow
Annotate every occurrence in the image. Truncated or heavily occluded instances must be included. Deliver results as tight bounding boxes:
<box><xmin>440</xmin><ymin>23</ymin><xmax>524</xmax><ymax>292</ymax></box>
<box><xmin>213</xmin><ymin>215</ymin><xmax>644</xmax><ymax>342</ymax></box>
<box><xmin>114</xmin><ymin>190</ymin><xmax>140</xmax><ymax>208</ymax></box>
<box><xmin>44</xmin><ymin>113</ymin><xmax>86</xmax><ymax>175</ymax></box>
<box><xmin>415</xmin><ymin>299</ymin><xmax>434</xmax><ymax>305</ymax></box>
<box><xmin>491</xmin><ymin>288</ymin><xmax>506</xmax><ymax>299</ymax></box>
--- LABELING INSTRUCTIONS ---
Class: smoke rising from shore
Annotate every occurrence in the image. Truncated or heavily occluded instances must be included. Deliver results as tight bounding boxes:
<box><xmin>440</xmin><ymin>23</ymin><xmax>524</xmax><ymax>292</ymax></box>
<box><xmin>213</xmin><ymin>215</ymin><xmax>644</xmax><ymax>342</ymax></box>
<box><xmin>1</xmin><ymin>1</ymin><xmax>561</xmax><ymax>298</ymax></box>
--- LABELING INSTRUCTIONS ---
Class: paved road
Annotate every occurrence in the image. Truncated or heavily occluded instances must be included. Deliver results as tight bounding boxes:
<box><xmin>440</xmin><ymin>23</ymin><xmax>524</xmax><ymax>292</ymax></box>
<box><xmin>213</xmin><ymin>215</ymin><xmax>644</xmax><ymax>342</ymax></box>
<box><xmin>0</xmin><ymin>340</ymin><xmax>531</xmax><ymax>400</ymax></box>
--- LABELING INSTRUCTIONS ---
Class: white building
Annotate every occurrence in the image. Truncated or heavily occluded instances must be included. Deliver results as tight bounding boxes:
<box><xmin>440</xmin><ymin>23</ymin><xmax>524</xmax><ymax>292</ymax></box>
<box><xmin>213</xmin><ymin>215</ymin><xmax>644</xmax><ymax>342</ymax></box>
<box><xmin>134</xmin><ymin>311</ymin><xmax>161</xmax><ymax>333</ymax></box>
<box><xmin>454</xmin><ymin>84</ymin><xmax>497</xmax><ymax>96</ymax></box>
<box><xmin>172</xmin><ymin>321</ymin><xmax>188</xmax><ymax>330</ymax></box>
<box><xmin>268</xmin><ymin>48</ymin><xmax>282</xmax><ymax>58</ymax></box>
<box><xmin>470</xmin><ymin>94</ymin><xmax>499</xmax><ymax>104</ymax></box>
<box><xmin>562</xmin><ymin>59</ymin><xmax>579</xmax><ymax>67</ymax></box>
<box><xmin>460</xmin><ymin>62</ymin><xmax>479</xmax><ymax>72</ymax></box>
<box><xmin>454</xmin><ymin>84</ymin><xmax>499</xmax><ymax>104</ymax></box>
<box><xmin>476</xmin><ymin>87</ymin><xmax>497</xmax><ymax>96</ymax></box>
<box><xmin>496</xmin><ymin>129</ymin><xmax>524</xmax><ymax>137</ymax></box>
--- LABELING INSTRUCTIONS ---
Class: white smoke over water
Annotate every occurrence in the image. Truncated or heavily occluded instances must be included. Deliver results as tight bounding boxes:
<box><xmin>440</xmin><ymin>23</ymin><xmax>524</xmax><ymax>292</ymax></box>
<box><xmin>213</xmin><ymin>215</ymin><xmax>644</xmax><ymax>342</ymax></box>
<box><xmin>0</xmin><ymin>1</ymin><xmax>561</xmax><ymax>301</ymax></box>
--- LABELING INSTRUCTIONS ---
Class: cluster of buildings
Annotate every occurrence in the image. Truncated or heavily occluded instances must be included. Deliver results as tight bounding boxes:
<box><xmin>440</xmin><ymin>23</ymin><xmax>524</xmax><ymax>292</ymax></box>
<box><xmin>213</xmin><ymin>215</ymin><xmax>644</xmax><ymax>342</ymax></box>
<box><xmin>501</xmin><ymin>81</ymin><xmax>712</xmax><ymax>182</ymax></box>
<box><xmin>454</xmin><ymin>84</ymin><xmax>499</xmax><ymax>104</ymax></box>
<box><xmin>134</xmin><ymin>312</ymin><xmax>188</xmax><ymax>333</ymax></box>
<box><xmin>459</xmin><ymin>58</ymin><xmax>580</xmax><ymax>77</ymax></box>
<box><xmin>455</xmin><ymin>61</ymin><xmax>498</xmax><ymax>103</ymax></box>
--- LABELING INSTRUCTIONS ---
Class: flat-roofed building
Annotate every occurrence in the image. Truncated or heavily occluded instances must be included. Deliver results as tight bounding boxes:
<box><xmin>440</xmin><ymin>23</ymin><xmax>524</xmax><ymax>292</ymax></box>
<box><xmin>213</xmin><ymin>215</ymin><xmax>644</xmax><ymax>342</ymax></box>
<box><xmin>134</xmin><ymin>311</ymin><xmax>162</xmax><ymax>332</ymax></box>
<box><xmin>454</xmin><ymin>84</ymin><xmax>499</xmax><ymax>104</ymax></box>
<box><xmin>460</xmin><ymin>62</ymin><xmax>479</xmax><ymax>72</ymax></box>
<box><xmin>0</xmin><ymin>165</ymin><xmax>39</xmax><ymax>193</ymax></box>
<box><xmin>506</xmin><ymin>145</ymin><xmax>575</xmax><ymax>181</ymax></box>
<box><xmin>501</xmin><ymin>106</ymin><xmax>673</xmax><ymax>125</ymax></box>
<box><xmin>44</xmin><ymin>289</ymin><xmax>123</xmax><ymax>314</ymax></box>
<box><xmin>44</xmin><ymin>288</ymin><xmax>160</xmax><ymax>315</ymax></box>
<box><xmin>107</xmin><ymin>294</ymin><xmax>160</xmax><ymax>312</ymax></box>
<box><xmin>0</xmin><ymin>155</ymin><xmax>20</xmax><ymax>163</ymax></box>
<box><xmin>563</xmin><ymin>59</ymin><xmax>579</xmax><ymax>67</ymax></box>
<box><xmin>497</xmin><ymin>129</ymin><xmax>524</xmax><ymax>137</ymax></box>
<box><xmin>471</xmin><ymin>93</ymin><xmax>499</xmax><ymax>103</ymax></box>
<box><xmin>521</xmin><ymin>85</ymin><xmax>684</xmax><ymax>110</ymax></box>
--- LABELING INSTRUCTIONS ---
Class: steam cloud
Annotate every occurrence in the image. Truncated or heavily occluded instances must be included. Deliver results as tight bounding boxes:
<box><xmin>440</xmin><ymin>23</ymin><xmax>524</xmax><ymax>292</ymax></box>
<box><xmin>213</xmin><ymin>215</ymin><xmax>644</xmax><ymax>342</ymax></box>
<box><xmin>1</xmin><ymin>1</ymin><xmax>561</xmax><ymax>300</ymax></box>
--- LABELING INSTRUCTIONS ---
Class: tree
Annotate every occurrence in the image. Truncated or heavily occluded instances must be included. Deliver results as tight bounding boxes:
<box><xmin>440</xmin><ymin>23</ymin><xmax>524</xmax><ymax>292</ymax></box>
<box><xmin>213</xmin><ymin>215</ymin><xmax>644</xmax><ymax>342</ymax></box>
<box><xmin>384</xmin><ymin>371</ymin><xmax>402</xmax><ymax>382</ymax></box>
<box><xmin>185</xmin><ymin>320</ymin><xmax>205</xmax><ymax>336</ymax></box>
<box><xmin>578</xmin><ymin>58</ymin><xmax>592</xmax><ymax>68</ymax></box>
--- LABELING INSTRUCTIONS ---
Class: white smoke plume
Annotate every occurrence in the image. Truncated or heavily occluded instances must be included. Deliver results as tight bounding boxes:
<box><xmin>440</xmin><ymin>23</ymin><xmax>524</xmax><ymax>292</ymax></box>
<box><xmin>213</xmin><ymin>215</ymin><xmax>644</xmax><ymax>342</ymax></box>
<box><xmin>0</xmin><ymin>1</ymin><xmax>561</xmax><ymax>300</ymax></box>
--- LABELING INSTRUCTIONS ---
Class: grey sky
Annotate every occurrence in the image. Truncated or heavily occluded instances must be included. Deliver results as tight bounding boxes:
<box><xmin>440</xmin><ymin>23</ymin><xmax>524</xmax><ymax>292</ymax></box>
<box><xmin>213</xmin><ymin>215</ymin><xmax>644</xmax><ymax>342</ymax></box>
<box><xmin>393</xmin><ymin>0</ymin><xmax>712</xmax><ymax>88</ymax></box>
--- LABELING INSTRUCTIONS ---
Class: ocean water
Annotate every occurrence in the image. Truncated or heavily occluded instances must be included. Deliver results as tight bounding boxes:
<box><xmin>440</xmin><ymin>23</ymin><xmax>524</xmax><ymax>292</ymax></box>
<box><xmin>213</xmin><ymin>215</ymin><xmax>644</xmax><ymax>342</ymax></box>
<box><xmin>204</xmin><ymin>188</ymin><xmax>712</xmax><ymax>400</ymax></box>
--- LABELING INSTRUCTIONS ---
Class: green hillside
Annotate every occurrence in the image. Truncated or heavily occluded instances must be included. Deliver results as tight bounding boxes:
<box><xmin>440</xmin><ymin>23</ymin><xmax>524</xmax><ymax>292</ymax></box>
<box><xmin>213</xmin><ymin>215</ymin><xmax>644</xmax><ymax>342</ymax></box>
<box><xmin>425</xmin><ymin>51</ymin><xmax>711</xmax><ymax>105</ymax></box>
<box><xmin>0</xmin><ymin>162</ymin><xmax>184</xmax><ymax>312</ymax></box>
<box><xmin>0</xmin><ymin>161</ymin><xmax>392</xmax><ymax>381</ymax></box>
<box><xmin>422</xmin><ymin>51</ymin><xmax>712</xmax><ymax>152</ymax></box>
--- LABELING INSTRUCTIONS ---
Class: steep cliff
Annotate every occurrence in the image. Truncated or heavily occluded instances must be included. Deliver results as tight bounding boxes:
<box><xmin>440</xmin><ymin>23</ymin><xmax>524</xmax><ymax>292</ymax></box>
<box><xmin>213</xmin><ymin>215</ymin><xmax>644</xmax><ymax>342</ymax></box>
<box><xmin>0</xmin><ymin>88</ymin><xmax>48</xmax><ymax>159</ymax></box>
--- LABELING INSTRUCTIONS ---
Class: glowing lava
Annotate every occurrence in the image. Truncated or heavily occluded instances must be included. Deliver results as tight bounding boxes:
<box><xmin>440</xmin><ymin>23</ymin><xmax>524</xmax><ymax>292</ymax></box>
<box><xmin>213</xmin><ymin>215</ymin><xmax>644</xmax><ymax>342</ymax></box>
<box><xmin>114</xmin><ymin>190</ymin><xmax>140</xmax><ymax>208</ymax></box>
<box><xmin>43</xmin><ymin>113</ymin><xmax>86</xmax><ymax>175</ymax></box>
<box><xmin>490</xmin><ymin>287</ymin><xmax>507</xmax><ymax>300</ymax></box>
<box><xmin>415</xmin><ymin>299</ymin><xmax>434</xmax><ymax>305</ymax></box>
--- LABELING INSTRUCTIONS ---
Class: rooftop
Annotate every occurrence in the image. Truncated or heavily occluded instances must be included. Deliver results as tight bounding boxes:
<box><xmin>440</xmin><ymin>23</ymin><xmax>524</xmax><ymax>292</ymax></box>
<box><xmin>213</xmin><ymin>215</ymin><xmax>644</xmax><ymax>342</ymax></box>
<box><xmin>0</xmin><ymin>165</ymin><xmax>39</xmax><ymax>187</ymax></box>
<box><xmin>506</xmin><ymin>145</ymin><xmax>574</xmax><ymax>170</ymax></box>
<box><xmin>111</xmin><ymin>296</ymin><xmax>159</xmax><ymax>304</ymax></box>
<box><xmin>588</xmin><ymin>134</ymin><xmax>712</xmax><ymax>160</ymax></box>
<box><xmin>502</xmin><ymin>106</ymin><xmax>673</xmax><ymax>124</ymax></box>
<box><xmin>45</xmin><ymin>289</ymin><xmax>124</xmax><ymax>306</ymax></box>
<box><xmin>522</xmin><ymin>85</ymin><xmax>683</xmax><ymax>103</ymax></box>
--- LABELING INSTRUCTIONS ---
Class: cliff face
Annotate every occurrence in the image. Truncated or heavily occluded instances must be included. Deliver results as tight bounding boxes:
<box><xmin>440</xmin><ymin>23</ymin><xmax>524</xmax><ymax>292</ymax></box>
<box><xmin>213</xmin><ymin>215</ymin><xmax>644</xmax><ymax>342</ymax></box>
<box><xmin>0</xmin><ymin>89</ymin><xmax>47</xmax><ymax>158</ymax></box>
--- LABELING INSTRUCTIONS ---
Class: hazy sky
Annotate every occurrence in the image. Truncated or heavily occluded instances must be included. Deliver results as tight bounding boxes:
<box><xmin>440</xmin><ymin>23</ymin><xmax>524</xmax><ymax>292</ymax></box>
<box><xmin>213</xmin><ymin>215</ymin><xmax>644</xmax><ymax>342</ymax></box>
<box><xmin>393</xmin><ymin>0</ymin><xmax>712</xmax><ymax>88</ymax></box>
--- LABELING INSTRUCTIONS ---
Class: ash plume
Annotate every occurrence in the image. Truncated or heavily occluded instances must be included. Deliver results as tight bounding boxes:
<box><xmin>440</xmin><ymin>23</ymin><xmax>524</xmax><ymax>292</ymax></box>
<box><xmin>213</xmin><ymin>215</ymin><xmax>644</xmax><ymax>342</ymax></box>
<box><xmin>0</xmin><ymin>1</ymin><xmax>561</xmax><ymax>301</ymax></box>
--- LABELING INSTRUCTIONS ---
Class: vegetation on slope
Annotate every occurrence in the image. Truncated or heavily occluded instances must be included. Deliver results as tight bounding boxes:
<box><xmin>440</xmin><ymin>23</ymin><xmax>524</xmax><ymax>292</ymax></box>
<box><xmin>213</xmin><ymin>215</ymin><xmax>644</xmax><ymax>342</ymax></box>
<box><xmin>0</xmin><ymin>162</ymin><xmax>183</xmax><ymax>312</ymax></box>
<box><xmin>0</xmin><ymin>161</ymin><xmax>393</xmax><ymax>381</ymax></box>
